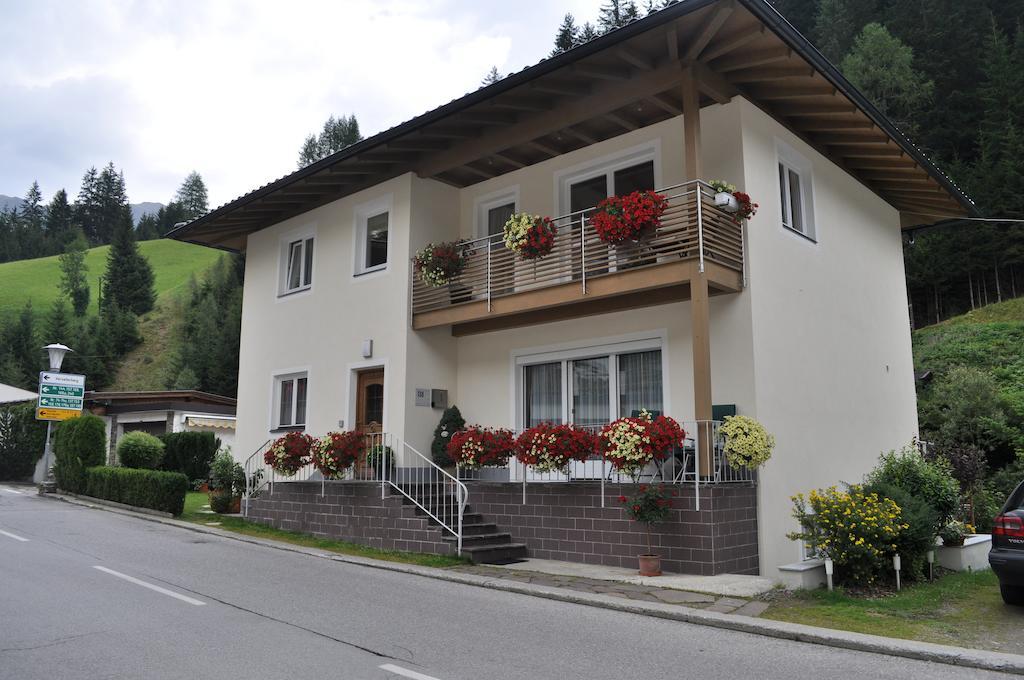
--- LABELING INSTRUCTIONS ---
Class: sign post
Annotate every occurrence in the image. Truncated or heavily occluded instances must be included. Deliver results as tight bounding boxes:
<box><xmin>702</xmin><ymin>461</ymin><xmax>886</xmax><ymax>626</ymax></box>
<box><xmin>35</xmin><ymin>370</ymin><xmax>85</xmax><ymax>492</ymax></box>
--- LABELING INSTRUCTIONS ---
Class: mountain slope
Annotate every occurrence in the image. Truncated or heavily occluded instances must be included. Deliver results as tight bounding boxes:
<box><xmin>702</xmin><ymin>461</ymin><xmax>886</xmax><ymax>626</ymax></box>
<box><xmin>0</xmin><ymin>194</ymin><xmax>164</xmax><ymax>224</ymax></box>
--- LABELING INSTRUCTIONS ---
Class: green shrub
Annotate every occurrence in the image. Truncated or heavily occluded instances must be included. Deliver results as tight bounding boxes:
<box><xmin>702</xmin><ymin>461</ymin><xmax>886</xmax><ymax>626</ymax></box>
<box><xmin>208</xmin><ymin>448</ymin><xmax>244</xmax><ymax>496</ymax></box>
<box><xmin>83</xmin><ymin>466</ymin><xmax>188</xmax><ymax>515</ymax></box>
<box><xmin>209</xmin><ymin>492</ymin><xmax>234</xmax><ymax>514</ymax></box>
<box><xmin>864</xmin><ymin>480</ymin><xmax>938</xmax><ymax>581</ymax></box>
<box><xmin>53</xmin><ymin>414</ymin><xmax>107</xmax><ymax>493</ymax></box>
<box><xmin>789</xmin><ymin>485</ymin><xmax>907</xmax><ymax>586</ymax></box>
<box><xmin>117</xmin><ymin>431</ymin><xmax>165</xmax><ymax>469</ymax></box>
<box><xmin>431</xmin><ymin>405</ymin><xmax>464</xmax><ymax>467</ymax></box>
<box><xmin>866</xmin><ymin>442</ymin><xmax>959</xmax><ymax>531</ymax></box>
<box><xmin>161</xmin><ymin>431</ymin><xmax>219</xmax><ymax>481</ymax></box>
<box><xmin>0</xmin><ymin>402</ymin><xmax>47</xmax><ymax>481</ymax></box>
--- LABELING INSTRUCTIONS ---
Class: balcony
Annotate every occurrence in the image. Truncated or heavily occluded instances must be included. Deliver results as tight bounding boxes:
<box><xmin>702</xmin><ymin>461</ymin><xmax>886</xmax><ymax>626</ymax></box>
<box><xmin>411</xmin><ymin>180</ymin><xmax>745</xmax><ymax>335</ymax></box>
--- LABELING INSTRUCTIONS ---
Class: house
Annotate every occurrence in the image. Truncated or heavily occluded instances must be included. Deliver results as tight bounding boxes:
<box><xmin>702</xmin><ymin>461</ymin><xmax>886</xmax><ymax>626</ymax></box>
<box><xmin>0</xmin><ymin>382</ymin><xmax>36</xmax><ymax>406</ymax></box>
<box><xmin>85</xmin><ymin>391</ymin><xmax>237</xmax><ymax>464</ymax></box>
<box><xmin>170</xmin><ymin>0</ymin><xmax>973</xmax><ymax>578</ymax></box>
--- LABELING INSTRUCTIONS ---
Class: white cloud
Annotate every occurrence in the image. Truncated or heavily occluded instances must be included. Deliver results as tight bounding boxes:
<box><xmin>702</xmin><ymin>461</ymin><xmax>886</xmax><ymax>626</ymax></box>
<box><xmin>0</xmin><ymin>0</ymin><xmax>600</xmax><ymax>207</ymax></box>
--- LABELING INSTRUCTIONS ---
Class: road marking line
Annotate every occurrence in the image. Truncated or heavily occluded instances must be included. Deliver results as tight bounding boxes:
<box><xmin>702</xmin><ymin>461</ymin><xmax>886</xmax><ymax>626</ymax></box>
<box><xmin>92</xmin><ymin>566</ymin><xmax>206</xmax><ymax>606</ymax></box>
<box><xmin>379</xmin><ymin>664</ymin><xmax>443</xmax><ymax>680</ymax></box>
<box><xmin>2</xmin><ymin>487</ymin><xmax>23</xmax><ymax>494</ymax></box>
<box><xmin>0</xmin><ymin>529</ymin><xmax>29</xmax><ymax>542</ymax></box>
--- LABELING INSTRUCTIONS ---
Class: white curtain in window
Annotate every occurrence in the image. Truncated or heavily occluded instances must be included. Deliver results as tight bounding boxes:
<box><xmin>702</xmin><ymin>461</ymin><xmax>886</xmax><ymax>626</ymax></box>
<box><xmin>572</xmin><ymin>357</ymin><xmax>609</xmax><ymax>428</ymax></box>
<box><xmin>618</xmin><ymin>350</ymin><xmax>662</xmax><ymax>417</ymax></box>
<box><xmin>524</xmin><ymin>362</ymin><xmax>561</xmax><ymax>427</ymax></box>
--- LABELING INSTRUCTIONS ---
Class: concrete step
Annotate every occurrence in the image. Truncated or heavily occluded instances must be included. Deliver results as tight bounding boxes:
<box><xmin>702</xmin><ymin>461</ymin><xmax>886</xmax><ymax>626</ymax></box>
<box><xmin>444</xmin><ymin>532</ymin><xmax>512</xmax><ymax>546</ymax></box>
<box><xmin>462</xmin><ymin>522</ymin><xmax>500</xmax><ymax>536</ymax></box>
<box><xmin>460</xmin><ymin>542</ymin><xmax>529</xmax><ymax>565</ymax></box>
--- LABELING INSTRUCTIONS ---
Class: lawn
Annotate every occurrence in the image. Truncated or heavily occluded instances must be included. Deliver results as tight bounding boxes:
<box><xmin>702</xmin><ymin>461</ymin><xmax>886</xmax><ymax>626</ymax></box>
<box><xmin>178</xmin><ymin>492</ymin><xmax>467</xmax><ymax>569</ymax></box>
<box><xmin>763</xmin><ymin>570</ymin><xmax>1024</xmax><ymax>655</ymax></box>
<box><xmin>0</xmin><ymin>239</ymin><xmax>221</xmax><ymax>321</ymax></box>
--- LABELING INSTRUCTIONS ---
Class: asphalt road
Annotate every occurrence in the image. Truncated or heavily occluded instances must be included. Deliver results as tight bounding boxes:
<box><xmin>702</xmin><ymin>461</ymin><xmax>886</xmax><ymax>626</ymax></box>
<box><xmin>0</xmin><ymin>485</ymin><xmax>1009</xmax><ymax>680</ymax></box>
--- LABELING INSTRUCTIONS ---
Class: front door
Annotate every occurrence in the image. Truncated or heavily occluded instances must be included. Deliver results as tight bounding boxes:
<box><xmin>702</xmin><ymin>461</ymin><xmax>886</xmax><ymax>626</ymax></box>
<box><xmin>356</xmin><ymin>368</ymin><xmax>385</xmax><ymax>470</ymax></box>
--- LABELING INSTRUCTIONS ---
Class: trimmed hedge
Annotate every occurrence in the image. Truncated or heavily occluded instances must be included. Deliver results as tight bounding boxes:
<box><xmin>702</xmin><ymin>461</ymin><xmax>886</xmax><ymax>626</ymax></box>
<box><xmin>83</xmin><ymin>466</ymin><xmax>188</xmax><ymax>516</ymax></box>
<box><xmin>0</xmin><ymin>402</ymin><xmax>47</xmax><ymax>481</ymax></box>
<box><xmin>161</xmin><ymin>431</ymin><xmax>219</xmax><ymax>481</ymax></box>
<box><xmin>53</xmin><ymin>414</ymin><xmax>108</xmax><ymax>493</ymax></box>
<box><xmin>117</xmin><ymin>431</ymin><xmax>165</xmax><ymax>469</ymax></box>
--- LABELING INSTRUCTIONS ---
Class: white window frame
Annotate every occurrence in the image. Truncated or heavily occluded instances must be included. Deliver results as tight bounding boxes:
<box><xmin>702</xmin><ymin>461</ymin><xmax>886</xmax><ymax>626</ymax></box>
<box><xmin>270</xmin><ymin>369</ymin><xmax>309</xmax><ymax>431</ymax></box>
<box><xmin>474</xmin><ymin>186</ymin><xmax>520</xmax><ymax>240</ymax></box>
<box><xmin>511</xmin><ymin>331</ymin><xmax>668</xmax><ymax>430</ymax></box>
<box><xmin>776</xmin><ymin>140</ymin><xmax>817</xmax><ymax>242</ymax></box>
<box><xmin>553</xmin><ymin>141</ymin><xmax>662</xmax><ymax>215</ymax></box>
<box><xmin>353</xmin><ymin>194</ymin><xmax>393</xmax><ymax>277</ymax></box>
<box><xmin>277</xmin><ymin>226</ymin><xmax>316</xmax><ymax>298</ymax></box>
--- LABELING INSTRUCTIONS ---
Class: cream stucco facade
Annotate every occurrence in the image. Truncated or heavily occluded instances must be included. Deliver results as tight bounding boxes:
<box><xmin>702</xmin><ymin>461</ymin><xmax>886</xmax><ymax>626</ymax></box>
<box><xmin>232</xmin><ymin>97</ymin><xmax>918</xmax><ymax>578</ymax></box>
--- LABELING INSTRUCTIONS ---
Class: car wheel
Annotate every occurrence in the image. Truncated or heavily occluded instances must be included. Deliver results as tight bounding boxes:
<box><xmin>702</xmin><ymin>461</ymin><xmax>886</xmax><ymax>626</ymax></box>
<box><xmin>1000</xmin><ymin>584</ymin><xmax>1024</xmax><ymax>606</ymax></box>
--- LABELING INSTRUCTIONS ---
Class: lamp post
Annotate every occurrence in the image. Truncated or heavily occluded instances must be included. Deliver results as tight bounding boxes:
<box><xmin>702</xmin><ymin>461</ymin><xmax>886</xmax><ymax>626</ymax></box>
<box><xmin>37</xmin><ymin>343</ymin><xmax>73</xmax><ymax>494</ymax></box>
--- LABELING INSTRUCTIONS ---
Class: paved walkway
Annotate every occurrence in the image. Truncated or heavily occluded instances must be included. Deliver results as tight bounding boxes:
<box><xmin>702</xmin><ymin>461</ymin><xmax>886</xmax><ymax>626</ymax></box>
<box><xmin>453</xmin><ymin>564</ymin><xmax>771</xmax><ymax>617</ymax></box>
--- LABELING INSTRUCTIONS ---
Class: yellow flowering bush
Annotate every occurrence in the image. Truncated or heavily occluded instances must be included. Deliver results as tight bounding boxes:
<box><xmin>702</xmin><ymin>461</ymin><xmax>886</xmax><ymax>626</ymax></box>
<box><xmin>788</xmin><ymin>485</ymin><xmax>908</xmax><ymax>585</ymax></box>
<box><xmin>719</xmin><ymin>415</ymin><xmax>774</xmax><ymax>470</ymax></box>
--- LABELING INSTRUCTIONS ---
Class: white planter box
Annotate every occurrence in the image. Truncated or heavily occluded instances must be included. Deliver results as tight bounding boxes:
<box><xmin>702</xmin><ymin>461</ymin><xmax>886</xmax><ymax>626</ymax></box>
<box><xmin>778</xmin><ymin>558</ymin><xmax>827</xmax><ymax>589</ymax></box>
<box><xmin>935</xmin><ymin>534</ymin><xmax>991</xmax><ymax>572</ymax></box>
<box><xmin>714</xmin><ymin>191</ymin><xmax>740</xmax><ymax>213</ymax></box>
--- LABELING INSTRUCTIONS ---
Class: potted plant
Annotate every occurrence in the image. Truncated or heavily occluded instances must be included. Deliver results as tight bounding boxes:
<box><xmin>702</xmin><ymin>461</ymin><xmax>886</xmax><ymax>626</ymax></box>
<box><xmin>209</xmin><ymin>448</ymin><xmax>245</xmax><ymax>514</ymax></box>
<box><xmin>619</xmin><ymin>484</ymin><xmax>674</xmax><ymax>576</ymax></box>
<box><xmin>591</xmin><ymin>190</ymin><xmax>668</xmax><ymax>245</ymax></box>
<box><xmin>503</xmin><ymin>213</ymin><xmax>558</xmax><ymax>260</ymax></box>
<box><xmin>599</xmin><ymin>411</ymin><xmax>685</xmax><ymax>480</ymax></box>
<box><xmin>939</xmin><ymin>520</ymin><xmax>974</xmax><ymax>547</ymax></box>
<box><xmin>365</xmin><ymin>443</ymin><xmax>394</xmax><ymax>477</ymax></box>
<box><xmin>413</xmin><ymin>241</ymin><xmax>472</xmax><ymax>302</ymax></box>
<box><xmin>719</xmin><ymin>415</ymin><xmax>775</xmax><ymax>470</ymax></box>
<box><xmin>708</xmin><ymin>180</ymin><xmax>758</xmax><ymax>223</ymax></box>
<box><xmin>448</xmin><ymin>426</ymin><xmax>516</xmax><ymax>469</ymax></box>
<box><xmin>514</xmin><ymin>423</ymin><xmax>597</xmax><ymax>474</ymax></box>
<box><xmin>311</xmin><ymin>430</ymin><xmax>365</xmax><ymax>479</ymax></box>
<box><xmin>264</xmin><ymin>431</ymin><xmax>313</xmax><ymax>476</ymax></box>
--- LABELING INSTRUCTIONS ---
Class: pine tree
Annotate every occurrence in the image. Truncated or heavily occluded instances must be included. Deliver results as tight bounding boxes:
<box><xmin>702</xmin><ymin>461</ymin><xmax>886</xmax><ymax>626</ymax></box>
<box><xmin>17</xmin><ymin>181</ymin><xmax>46</xmax><ymax>259</ymax></box>
<box><xmin>59</xmin><ymin>232</ymin><xmax>91</xmax><ymax>316</ymax></box>
<box><xmin>298</xmin><ymin>115</ymin><xmax>363</xmax><ymax>167</ymax></box>
<box><xmin>481</xmin><ymin>66</ymin><xmax>501</xmax><ymax>86</ymax></box>
<box><xmin>174</xmin><ymin>172</ymin><xmax>209</xmax><ymax>219</ymax></box>
<box><xmin>102</xmin><ymin>218</ymin><xmax>156</xmax><ymax>316</ymax></box>
<box><xmin>813</xmin><ymin>0</ymin><xmax>877</xmax><ymax>64</ymax></box>
<box><xmin>431</xmin><ymin>405</ymin><xmax>465</xmax><ymax>467</ymax></box>
<box><xmin>136</xmin><ymin>214</ymin><xmax>160</xmax><ymax>241</ymax></box>
<box><xmin>45</xmin><ymin>298</ymin><xmax>73</xmax><ymax>347</ymax></box>
<box><xmin>840</xmin><ymin>23</ymin><xmax>934</xmax><ymax>136</ymax></box>
<box><xmin>579</xmin><ymin>21</ymin><xmax>600</xmax><ymax>44</ymax></box>
<box><xmin>2</xmin><ymin>302</ymin><xmax>38</xmax><ymax>389</ymax></box>
<box><xmin>75</xmin><ymin>167</ymin><xmax>101</xmax><ymax>243</ymax></box>
<box><xmin>551</xmin><ymin>13</ymin><xmax>579</xmax><ymax>55</ymax></box>
<box><xmin>76</xmin><ymin>163</ymin><xmax>133</xmax><ymax>245</ymax></box>
<box><xmin>155</xmin><ymin>202</ymin><xmax>189</xmax><ymax>237</ymax></box>
<box><xmin>597</xmin><ymin>0</ymin><xmax>639</xmax><ymax>33</ymax></box>
<box><xmin>45</xmin><ymin>189</ymin><xmax>75</xmax><ymax>249</ymax></box>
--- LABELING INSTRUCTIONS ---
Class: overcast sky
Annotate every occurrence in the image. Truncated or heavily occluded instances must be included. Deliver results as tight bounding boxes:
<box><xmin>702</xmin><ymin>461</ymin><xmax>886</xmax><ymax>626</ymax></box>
<box><xmin>0</xmin><ymin>0</ymin><xmax>601</xmax><ymax>209</ymax></box>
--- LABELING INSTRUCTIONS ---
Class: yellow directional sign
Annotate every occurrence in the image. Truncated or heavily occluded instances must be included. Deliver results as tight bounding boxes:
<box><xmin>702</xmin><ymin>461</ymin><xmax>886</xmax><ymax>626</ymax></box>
<box><xmin>36</xmin><ymin>407</ymin><xmax>80</xmax><ymax>422</ymax></box>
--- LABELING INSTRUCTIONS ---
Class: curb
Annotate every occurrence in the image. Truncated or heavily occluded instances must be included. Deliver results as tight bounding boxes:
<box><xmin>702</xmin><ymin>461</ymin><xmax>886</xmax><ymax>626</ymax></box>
<box><xmin>43</xmin><ymin>492</ymin><xmax>1024</xmax><ymax>675</ymax></box>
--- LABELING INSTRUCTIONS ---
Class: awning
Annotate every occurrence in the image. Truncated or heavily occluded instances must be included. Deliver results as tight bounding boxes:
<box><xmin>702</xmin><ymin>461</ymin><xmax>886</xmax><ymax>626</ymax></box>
<box><xmin>185</xmin><ymin>415</ymin><xmax>236</xmax><ymax>430</ymax></box>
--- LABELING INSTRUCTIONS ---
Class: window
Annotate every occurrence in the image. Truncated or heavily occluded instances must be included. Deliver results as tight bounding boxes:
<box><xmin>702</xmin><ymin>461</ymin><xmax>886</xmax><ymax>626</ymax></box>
<box><xmin>556</xmin><ymin>143</ymin><xmax>660</xmax><ymax>214</ymax></box>
<box><xmin>280</xmin><ymin>236</ymin><xmax>314</xmax><ymax>295</ymax></box>
<box><xmin>355</xmin><ymin>196</ymin><xmax>393</xmax><ymax>275</ymax></box>
<box><xmin>275</xmin><ymin>373</ymin><xmax>308</xmax><ymax>429</ymax></box>
<box><xmin>520</xmin><ymin>346</ymin><xmax>663</xmax><ymax>428</ymax></box>
<box><xmin>487</xmin><ymin>202</ymin><xmax>516</xmax><ymax>238</ymax></box>
<box><xmin>776</xmin><ymin>142</ymin><xmax>816</xmax><ymax>241</ymax></box>
<box><xmin>475</xmin><ymin>187</ymin><xmax>519</xmax><ymax>239</ymax></box>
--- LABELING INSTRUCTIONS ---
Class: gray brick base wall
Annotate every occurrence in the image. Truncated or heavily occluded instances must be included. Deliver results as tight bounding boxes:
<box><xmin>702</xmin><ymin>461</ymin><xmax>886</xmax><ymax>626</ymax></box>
<box><xmin>466</xmin><ymin>482</ymin><xmax>759</xmax><ymax>576</ymax></box>
<box><xmin>245</xmin><ymin>481</ymin><xmax>454</xmax><ymax>556</ymax></box>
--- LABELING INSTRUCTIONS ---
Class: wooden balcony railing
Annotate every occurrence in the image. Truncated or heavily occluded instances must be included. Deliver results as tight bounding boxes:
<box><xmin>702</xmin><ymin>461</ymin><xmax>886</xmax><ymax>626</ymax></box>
<box><xmin>411</xmin><ymin>180</ymin><xmax>745</xmax><ymax>332</ymax></box>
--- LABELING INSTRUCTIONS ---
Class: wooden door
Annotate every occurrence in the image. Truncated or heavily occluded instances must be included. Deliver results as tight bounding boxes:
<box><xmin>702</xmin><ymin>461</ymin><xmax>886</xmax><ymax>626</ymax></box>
<box><xmin>356</xmin><ymin>368</ymin><xmax>385</xmax><ymax>474</ymax></box>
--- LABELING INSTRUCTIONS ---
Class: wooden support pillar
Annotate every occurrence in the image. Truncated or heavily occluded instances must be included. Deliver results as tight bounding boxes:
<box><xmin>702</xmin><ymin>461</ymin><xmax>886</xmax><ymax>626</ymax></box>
<box><xmin>682</xmin><ymin>65</ymin><xmax>714</xmax><ymax>478</ymax></box>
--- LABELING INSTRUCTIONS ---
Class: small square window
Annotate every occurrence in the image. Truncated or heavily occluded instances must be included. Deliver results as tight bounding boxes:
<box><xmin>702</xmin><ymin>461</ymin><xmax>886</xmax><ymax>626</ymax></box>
<box><xmin>280</xmin><ymin>236</ymin><xmax>314</xmax><ymax>295</ymax></box>
<box><xmin>355</xmin><ymin>200</ymin><xmax>391</xmax><ymax>276</ymax></box>
<box><xmin>776</xmin><ymin>148</ymin><xmax>816</xmax><ymax>241</ymax></box>
<box><xmin>275</xmin><ymin>373</ymin><xmax>308</xmax><ymax>428</ymax></box>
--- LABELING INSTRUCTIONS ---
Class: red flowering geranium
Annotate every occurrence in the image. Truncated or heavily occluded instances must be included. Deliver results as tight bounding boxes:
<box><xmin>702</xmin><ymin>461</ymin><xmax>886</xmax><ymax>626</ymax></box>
<box><xmin>620</xmin><ymin>484</ymin><xmax>675</xmax><ymax>555</ymax></box>
<box><xmin>515</xmin><ymin>423</ymin><xmax>598</xmax><ymax>473</ymax></box>
<box><xmin>503</xmin><ymin>213</ymin><xmax>558</xmax><ymax>260</ymax></box>
<box><xmin>311</xmin><ymin>430</ymin><xmax>365</xmax><ymax>479</ymax></box>
<box><xmin>590</xmin><ymin>190</ymin><xmax>668</xmax><ymax>244</ymax></box>
<box><xmin>264</xmin><ymin>431</ymin><xmax>313</xmax><ymax>476</ymax></box>
<box><xmin>413</xmin><ymin>241</ymin><xmax>468</xmax><ymax>287</ymax></box>
<box><xmin>732</xmin><ymin>191</ymin><xmax>758</xmax><ymax>223</ymax></box>
<box><xmin>448</xmin><ymin>426</ymin><xmax>516</xmax><ymax>469</ymax></box>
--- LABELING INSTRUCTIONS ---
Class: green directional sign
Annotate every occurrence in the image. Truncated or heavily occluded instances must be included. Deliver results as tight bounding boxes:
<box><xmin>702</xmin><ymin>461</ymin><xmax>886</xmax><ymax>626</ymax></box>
<box><xmin>39</xmin><ymin>395</ymin><xmax>84</xmax><ymax>409</ymax></box>
<box><xmin>40</xmin><ymin>384</ymin><xmax>85</xmax><ymax>397</ymax></box>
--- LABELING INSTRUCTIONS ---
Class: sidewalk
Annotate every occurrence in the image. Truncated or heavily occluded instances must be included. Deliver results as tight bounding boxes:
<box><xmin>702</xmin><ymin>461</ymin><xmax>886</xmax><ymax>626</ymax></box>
<box><xmin>39</xmin><ymin>491</ymin><xmax>1024</xmax><ymax>676</ymax></box>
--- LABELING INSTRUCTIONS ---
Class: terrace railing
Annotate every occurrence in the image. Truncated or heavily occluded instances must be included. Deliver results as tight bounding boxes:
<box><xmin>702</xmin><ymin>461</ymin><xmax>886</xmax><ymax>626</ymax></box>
<box><xmin>411</xmin><ymin>180</ymin><xmax>745</xmax><ymax>318</ymax></box>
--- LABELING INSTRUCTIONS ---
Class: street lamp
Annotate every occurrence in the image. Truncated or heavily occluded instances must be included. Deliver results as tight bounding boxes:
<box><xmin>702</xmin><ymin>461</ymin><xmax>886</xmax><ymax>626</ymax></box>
<box><xmin>38</xmin><ymin>343</ymin><xmax>74</xmax><ymax>494</ymax></box>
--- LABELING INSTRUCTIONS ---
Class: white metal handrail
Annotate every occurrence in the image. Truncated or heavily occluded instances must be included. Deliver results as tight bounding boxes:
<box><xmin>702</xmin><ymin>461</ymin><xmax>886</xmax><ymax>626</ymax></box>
<box><xmin>411</xmin><ymin>180</ymin><xmax>744</xmax><ymax>315</ymax></box>
<box><xmin>242</xmin><ymin>439</ymin><xmax>271</xmax><ymax>516</ymax></box>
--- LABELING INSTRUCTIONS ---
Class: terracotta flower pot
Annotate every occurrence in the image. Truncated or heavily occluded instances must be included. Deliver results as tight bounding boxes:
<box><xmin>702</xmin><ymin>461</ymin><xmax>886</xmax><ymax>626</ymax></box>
<box><xmin>638</xmin><ymin>554</ymin><xmax>662</xmax><ymax>577</ymax></box>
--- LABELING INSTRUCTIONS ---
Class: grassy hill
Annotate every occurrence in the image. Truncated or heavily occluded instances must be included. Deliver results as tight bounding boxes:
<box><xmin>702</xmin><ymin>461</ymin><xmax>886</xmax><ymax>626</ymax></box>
<box><xmin>0</xmin><ymin>239</ymin><xmax>220</xmax><ymax>321</ymax></box>
<box><xmin>0</xmin><ymin>239</ymin><xmax>223</xmax><ymax>390</ymax></box>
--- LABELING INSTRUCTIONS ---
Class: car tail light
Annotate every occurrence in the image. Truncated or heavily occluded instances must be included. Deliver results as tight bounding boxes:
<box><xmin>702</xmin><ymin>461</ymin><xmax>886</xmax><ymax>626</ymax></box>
<box><xmin>993</xmin><ymin>514</ymin><xmax>1024</xmax><ymax>537</ymax></box>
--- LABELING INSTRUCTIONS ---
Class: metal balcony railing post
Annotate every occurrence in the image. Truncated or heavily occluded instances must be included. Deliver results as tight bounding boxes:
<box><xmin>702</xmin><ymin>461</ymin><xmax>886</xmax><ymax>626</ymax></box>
<box><xmin>696</xmin><ymin>185</ymin><xmax>705</xmax><ymax>274</ymax></box>
<box><xmin>486</xmin><ymin>244</ymin><xmax>492</xmax><ymax>311</ymax></box>
<box><xmin>581</xmin><ymin>216</ymin><xmax>587</xmax><ymax>295</ymax></box>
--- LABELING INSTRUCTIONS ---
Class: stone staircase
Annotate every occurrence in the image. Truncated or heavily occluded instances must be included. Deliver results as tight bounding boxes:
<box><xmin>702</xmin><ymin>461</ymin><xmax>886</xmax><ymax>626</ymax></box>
<box><xmin>392</xmin><ymin>484</ymin><xmax>527</xmax><ymax>564</ymax></box>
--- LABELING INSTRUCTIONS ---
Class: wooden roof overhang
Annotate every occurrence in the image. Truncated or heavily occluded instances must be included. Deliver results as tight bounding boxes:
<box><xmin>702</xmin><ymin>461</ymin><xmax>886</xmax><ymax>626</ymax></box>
<box><xmin>170</xmin><ymin>0</ymin><xmax>974</xmax><ymax>252</ymax></box>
